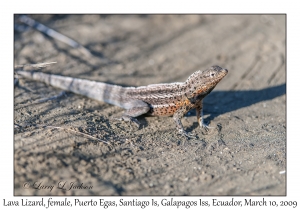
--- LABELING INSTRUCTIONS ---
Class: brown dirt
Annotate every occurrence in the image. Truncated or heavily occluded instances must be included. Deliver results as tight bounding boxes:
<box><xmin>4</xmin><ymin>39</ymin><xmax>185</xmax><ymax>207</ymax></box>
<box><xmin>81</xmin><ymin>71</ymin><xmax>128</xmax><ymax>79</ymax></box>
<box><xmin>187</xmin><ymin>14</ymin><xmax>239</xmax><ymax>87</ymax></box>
<box><xmin>14</xmin><ymin>14</ymin><xmax>286</xmax><ymax>195</ymax></box>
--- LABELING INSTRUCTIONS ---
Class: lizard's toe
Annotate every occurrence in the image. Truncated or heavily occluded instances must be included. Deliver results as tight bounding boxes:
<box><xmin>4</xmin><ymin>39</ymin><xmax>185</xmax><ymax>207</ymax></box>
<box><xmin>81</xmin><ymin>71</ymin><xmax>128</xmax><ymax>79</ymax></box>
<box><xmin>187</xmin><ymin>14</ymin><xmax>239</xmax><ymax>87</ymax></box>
<box><xmin>200</xmin><ymin>123</ymin><xmax>214</xmax><ymax>131</ymax></box>
<box><xmin>177</xmin><ymin>129</ymin><xmax>197</xmax><ymax>139</ymax></box>
<box><xmin>128</xmin><ymin>117</ymin><xmax>141</xmax><ymax>128</ymax></box>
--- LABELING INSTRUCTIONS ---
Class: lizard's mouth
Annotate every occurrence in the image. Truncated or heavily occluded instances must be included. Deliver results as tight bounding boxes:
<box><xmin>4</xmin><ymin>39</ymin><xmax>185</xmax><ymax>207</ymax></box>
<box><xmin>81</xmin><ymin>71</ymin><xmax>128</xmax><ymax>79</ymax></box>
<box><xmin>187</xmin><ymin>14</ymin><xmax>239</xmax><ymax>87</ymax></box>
<box><xmin>220</xmin><ymin>68</ymin><xmax>228</xmax><ymax>76</ymax></box>
<box><xmin>211</xmin><ymin>65</ymin><xmax>228</xmax><ymax>79</ymax></box>
<box><xmin>216</xmin><ymin>68</ymin><xmax>228</xmax><ymax>80</ymax></box>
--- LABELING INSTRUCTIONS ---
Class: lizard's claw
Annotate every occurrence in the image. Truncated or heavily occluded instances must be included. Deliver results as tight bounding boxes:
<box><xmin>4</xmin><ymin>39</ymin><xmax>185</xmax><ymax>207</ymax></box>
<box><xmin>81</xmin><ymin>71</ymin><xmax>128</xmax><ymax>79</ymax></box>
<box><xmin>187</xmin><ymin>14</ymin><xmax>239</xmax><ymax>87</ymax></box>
<box><xmin>200</xmin><ymin>122</ymin><xmax>214</xmax><ymax>131</ymax></box>
<box><xmin>177</xmin><ymin>129</ymin><xmax>197</xmax><ymax>139</ymax></box>
<box><xmin>128</xmin><ymin>117</ymin><xmax>141</xmax><ymax>128</ymax></box>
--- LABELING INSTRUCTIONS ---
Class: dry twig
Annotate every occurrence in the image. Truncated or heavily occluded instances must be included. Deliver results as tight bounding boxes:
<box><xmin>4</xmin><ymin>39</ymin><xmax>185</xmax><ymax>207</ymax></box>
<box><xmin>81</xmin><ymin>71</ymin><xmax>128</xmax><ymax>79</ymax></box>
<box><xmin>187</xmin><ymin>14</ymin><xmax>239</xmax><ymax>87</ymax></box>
<box><xmin>44</xmin><ymin>125</ymin><xmax>111</xmax><ymax>146</ymax></box>
<box><xmin>18</xmin><ymin>15</ymin><xmax>93</xmax><ymax>58</ymax></box>
<box><xmin>14</xmin><ymin>62</ymin><xmax>57</xmax><ymax>71</ymax></box>
<box><xmin>15</xmin><ymin>123</ymin><xmax>112</xmax><ymax>146</ymax></box>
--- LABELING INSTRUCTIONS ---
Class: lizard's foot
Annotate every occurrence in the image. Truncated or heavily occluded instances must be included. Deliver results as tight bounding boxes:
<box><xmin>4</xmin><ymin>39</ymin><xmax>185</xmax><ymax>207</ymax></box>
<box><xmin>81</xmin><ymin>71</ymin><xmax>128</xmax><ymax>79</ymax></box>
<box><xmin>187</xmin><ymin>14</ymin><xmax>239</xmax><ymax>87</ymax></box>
<box><xmin>114</xmin><ymin>115</ymin><xmax>141</xmax><ymax>128</ymax></box>
<box><xmin>177</xmin><ymin>129</ymin><xmax>197</xmax><ymax>139</ymax></box>
<box><xmin>200</xmin><ymin>122</ymin><xmax>214</xmax><ymax>131</ymax></box>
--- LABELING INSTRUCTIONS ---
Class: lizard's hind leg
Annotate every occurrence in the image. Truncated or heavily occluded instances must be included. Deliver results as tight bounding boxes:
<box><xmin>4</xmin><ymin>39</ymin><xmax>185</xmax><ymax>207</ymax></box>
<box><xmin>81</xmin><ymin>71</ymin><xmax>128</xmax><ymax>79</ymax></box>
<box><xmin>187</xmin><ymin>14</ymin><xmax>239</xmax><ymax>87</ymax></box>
<box><xmin>113</xmin><ymin>100</ymin><xmax>150</xmax><ymax>128</ymax></box>
<box><xmin>120</xmin><ymin>106</ymin><xmax>150</xmax><ymax>128</ymax></box>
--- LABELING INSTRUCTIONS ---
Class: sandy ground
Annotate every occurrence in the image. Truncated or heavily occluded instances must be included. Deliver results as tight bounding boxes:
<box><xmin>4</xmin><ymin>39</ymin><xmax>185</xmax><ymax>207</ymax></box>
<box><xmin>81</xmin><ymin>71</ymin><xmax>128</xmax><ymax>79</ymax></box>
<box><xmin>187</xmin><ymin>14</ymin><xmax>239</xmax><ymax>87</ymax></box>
<box><xmin>14</xmin><ymin>15</ymin><xmax>286</xmax><ymax>195</ymax></box>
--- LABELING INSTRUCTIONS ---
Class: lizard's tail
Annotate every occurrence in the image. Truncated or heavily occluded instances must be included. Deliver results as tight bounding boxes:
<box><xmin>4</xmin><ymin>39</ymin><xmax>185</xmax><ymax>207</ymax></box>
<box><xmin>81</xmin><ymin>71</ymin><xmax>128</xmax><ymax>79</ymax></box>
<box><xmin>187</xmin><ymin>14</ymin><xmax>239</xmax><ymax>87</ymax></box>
<box><xmin>16</xmin><ymin>70</ymin><xmax>127</xmax><ymax>108</ymax></box>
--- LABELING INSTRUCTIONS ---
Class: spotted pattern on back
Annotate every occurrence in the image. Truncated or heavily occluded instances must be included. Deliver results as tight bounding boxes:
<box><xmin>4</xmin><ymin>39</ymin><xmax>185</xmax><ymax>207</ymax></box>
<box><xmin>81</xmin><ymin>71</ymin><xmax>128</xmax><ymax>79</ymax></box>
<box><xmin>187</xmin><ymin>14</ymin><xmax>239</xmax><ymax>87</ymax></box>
<box><xmin>124</xmin><ymin>65</ymin><xmax>228</xmax><ymax>117</ymax></box>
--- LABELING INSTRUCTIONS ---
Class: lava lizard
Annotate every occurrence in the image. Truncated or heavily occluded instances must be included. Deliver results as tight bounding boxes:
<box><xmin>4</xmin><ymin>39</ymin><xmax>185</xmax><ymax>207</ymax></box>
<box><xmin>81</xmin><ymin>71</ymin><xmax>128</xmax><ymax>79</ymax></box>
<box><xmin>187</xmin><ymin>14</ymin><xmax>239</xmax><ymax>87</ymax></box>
<box><xmin>16</xmin><ymin>65</ymin><xmax>228</xmax><ymax>137</ymax></box>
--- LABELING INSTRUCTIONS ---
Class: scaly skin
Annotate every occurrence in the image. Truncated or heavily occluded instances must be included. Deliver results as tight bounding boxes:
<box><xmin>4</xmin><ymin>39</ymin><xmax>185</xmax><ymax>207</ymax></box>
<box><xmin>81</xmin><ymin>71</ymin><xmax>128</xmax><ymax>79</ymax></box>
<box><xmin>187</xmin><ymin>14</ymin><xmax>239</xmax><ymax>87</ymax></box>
<box><xmin>16</xmin><ymin>65</ymin><xmax>228</xmax><ymax>137</ymax></box>
<box><xmin>124</xmin><ymin>65</ymin><xmax>228</xmax><ymax>136</ymax></box>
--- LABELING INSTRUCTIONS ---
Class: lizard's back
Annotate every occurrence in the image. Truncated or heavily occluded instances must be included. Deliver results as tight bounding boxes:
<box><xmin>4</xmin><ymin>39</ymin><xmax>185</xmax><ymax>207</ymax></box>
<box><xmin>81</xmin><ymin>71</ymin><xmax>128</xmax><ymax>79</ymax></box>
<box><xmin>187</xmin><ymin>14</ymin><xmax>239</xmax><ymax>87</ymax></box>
<box><xmin>124</xmin><ymin>82</ymin><xmax>186</xmax><ymax>116</ymax></box>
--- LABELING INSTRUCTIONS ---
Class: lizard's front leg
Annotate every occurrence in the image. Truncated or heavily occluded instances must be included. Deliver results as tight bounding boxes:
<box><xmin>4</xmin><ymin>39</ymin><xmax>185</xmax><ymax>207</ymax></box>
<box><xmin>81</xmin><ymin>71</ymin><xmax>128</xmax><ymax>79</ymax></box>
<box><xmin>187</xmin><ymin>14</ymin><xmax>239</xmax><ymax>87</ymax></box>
<box><xmin>173</xmin><ymin>106</ymin><xmax>196</xmax><ymax>138</ymax></box>
<box><xmin>195</xmin><ymin>100</ymin><xmax>212</xmax><ymax>131</ymax></box>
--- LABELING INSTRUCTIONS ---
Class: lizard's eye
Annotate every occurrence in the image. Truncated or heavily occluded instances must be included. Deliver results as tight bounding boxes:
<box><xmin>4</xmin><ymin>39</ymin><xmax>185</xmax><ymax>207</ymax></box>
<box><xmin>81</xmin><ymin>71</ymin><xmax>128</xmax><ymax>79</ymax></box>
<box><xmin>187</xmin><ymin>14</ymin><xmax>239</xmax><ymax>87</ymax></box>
<box><xmin>210</xmin><ymin>73</ymin><xmax>215</xmax><ymax>77</ymax></box>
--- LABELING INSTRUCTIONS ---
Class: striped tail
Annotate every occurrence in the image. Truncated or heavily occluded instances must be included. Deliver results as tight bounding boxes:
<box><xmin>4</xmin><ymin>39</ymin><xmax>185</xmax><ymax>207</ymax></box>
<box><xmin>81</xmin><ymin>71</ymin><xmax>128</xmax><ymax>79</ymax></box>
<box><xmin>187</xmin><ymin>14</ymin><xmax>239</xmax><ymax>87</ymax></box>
<box><xmin>16</xmin><ymin>71</ymin><xmax>128</xmax><ymax>108</ymax></box>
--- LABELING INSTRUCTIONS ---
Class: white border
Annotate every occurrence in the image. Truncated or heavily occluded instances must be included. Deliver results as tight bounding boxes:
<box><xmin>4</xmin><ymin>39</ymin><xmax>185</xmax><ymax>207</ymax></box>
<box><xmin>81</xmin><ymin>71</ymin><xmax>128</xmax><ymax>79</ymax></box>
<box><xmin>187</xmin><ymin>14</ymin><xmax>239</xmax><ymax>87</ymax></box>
<box><xmin>2</xmin><ymin>0</ymin><xmax>299</xmax><ymax>209</ymax></box>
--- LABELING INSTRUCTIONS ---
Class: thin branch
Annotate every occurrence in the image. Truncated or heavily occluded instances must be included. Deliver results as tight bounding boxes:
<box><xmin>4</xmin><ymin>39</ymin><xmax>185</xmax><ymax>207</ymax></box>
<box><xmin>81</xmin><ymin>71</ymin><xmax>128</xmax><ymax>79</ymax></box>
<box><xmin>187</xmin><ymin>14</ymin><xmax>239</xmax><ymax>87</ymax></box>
<box><xmin>15</xmin><ymin>123</ymin><xmax>112</xmax><ymax>146</ymax></box>
<box><xmin>45</xmin><ymin>125</ymin><xmax>112</xmax><ymax>146</ymax></box>
<box><xmin>18</xmin><ymin>15</ymin><xmax>93</xmax><ymax>57</ymax></box>
<box><xmin>14</xmin><ymin>62</ymin><xmax>57</xmax><ymax>71</ymax></box>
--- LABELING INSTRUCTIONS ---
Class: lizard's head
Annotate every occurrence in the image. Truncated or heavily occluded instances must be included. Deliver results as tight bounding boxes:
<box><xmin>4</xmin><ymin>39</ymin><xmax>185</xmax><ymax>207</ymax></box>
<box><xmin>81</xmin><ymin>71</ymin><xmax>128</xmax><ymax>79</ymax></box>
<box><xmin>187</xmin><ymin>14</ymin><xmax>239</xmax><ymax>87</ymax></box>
<box><xmin>184</xmin><ymin>65</ymin><xmax>228</xmax><ymax>100</ymax></box>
